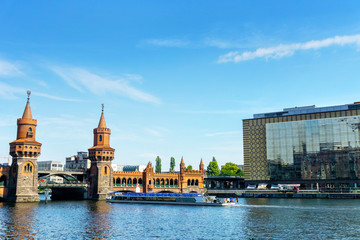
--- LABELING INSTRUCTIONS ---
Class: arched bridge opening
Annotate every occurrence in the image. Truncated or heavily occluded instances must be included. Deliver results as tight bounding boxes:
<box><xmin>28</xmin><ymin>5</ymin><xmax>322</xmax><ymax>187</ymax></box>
<box><xmin>0</xmin><ymin>175</ymin><xmax>7</xmax><ymax>187</ymax></box>
<box><xmin>39</xmin><ymin>173</ymin><xmax>87</xmax><ymax>200</ymax></box>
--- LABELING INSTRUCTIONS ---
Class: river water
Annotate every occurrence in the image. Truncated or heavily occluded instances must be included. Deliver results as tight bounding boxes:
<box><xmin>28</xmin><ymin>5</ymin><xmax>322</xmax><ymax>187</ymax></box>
<box><xmin>0</xmin><ymin>197</ymin><xmax>359</xmax><ymax>239</ymax></box>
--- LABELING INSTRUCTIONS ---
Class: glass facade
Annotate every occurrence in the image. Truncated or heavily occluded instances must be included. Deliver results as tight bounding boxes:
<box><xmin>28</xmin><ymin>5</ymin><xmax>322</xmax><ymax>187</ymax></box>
<box><xmin>266</xmin><ymin>116</ymin><xmax>360</xmax><ymax>180</ymax></box>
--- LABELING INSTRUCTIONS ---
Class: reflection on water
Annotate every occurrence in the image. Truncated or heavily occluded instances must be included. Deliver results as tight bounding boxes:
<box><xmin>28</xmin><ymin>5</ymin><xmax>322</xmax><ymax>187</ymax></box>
<box><xmin>1</xmin><ymin>199</ymin><xmax>360</xmax><ymax>239</ymax></box>
<box><xmin>0</xmin><ymin>202</ymin><xmax>38</xmax><ymax>239</ymax></box>
<box><xmin>84</xmin><ymin>201</ymin><xmax>111</xmax><ymax>239</ymax></box>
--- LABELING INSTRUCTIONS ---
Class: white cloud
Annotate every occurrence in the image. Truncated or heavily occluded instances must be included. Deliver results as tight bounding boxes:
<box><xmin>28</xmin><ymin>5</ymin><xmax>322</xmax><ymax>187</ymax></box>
<box><xmin>51</xmin><ymin>67</ymin><xmax>161</xmax><ymax>104</ymax></box>
<box><xmin>0</xmin><ymin>59</ymin><xmax>22</xmax><ymax>76</ymax></box>
<box><xmin>123</xmin><ymin>74</ymin><xmax>143</xmax><ymax>83</ymax></box>
<box><xmin>145</xmin><ymin>39</ymin><xmax>190</xmax><ymax>48</ymax></box>
<box><xmin>144</xmin><ymin>128</ymin><xmax>163</xmax><ymax>137</ymax></box>
<box><xmin>0</xmin><ymin>82</ymin><xmax>24</xmax><ymax>99</ymax></box>
<box><xmin>0</xmin><ymin>115</ymin><xmax>16</xmax><ymax>127</ymax></box>
<box><xmin>218</xmin><ymin>34</ymin><xmax>360</xmax><ymax>63</ymax></box>
<box><xmin>32</xmin><ymin>92</ymin><xmax>79</xmax><ymax>102</ymax></box>
<box><xmin>0</xmin><ymin>81</ymin><xmax>78</xmax><ymax>102</ymax></box>
<box><xmin>205</xmin><ymin>131</ymin><xmax>242</xmax><ymax>137</ymax></box>
<box><xmin>203</xmin><ymin>38</ymin><xmax>244</xmax><ymax>49</ymax></box>
<box><xmin>144</xmin><ymin>127</ymin><xmax>169</xmax><ymax>137</ymax></box>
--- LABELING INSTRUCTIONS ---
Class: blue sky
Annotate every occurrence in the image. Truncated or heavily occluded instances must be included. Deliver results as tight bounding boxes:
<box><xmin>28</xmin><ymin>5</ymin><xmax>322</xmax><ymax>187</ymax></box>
<box><xmin>1</xmin><ymin>1</ymin><xmax>360</xmax><ymax>170</ymax></box>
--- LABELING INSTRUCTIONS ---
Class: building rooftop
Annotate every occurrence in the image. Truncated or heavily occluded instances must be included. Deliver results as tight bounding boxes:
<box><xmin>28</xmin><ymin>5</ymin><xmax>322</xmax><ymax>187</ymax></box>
<box><xmin>253</xmin><ymin>102</ymin><xmax>360</xmax><ymax>119</ymax></box>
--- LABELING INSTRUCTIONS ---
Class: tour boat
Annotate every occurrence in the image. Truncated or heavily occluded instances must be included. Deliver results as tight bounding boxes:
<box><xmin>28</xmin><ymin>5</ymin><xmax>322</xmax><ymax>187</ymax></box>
<box><xmin>106</xmin><ymin>192</ymin><xmax>236</xmax><ymax>207</ymax></box>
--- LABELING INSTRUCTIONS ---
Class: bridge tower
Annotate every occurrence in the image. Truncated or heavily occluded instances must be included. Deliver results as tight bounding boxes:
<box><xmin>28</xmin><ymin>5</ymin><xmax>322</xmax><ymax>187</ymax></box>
<box><xmin>88</xmin><ymin>104</ymin><xmax>115</xmax><ymax>200</ymax></box>
<box><xmin>7</xmin><ymin>91</ymin><xmax>42</xmax><ymax>202</ymax></box>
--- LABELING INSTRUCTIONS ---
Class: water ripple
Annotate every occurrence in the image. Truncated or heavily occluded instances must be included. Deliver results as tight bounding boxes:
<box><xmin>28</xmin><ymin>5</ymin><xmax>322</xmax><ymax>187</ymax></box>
<box><xmin>0</xmin><ymin>199</ymin><xmax>360</xmax><ymax>239</ymax></box>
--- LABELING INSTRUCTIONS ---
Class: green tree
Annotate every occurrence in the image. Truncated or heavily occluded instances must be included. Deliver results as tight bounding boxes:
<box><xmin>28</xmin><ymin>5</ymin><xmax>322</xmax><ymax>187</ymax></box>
<box><xmin>155</xmin><ymin>156</ymin><xmax>162</xmax><ymax>173</ymax></box>
<box><xmin>236</xmin><ymin>168</ymin><xmax>245</xmax><ymax>177</ymax></box>
<box><xmin>207</xmin><ymin>157</ymin><xmax>220</xmax><ymax>176</ymax></box>
<box><xmin>186</xmin><ymin>165</ymin><xmax>193</xmax><ymax>171</ymax></box>
<box><xmin>220</xmin><ymin>162</ymin><xmax>243</xmax><ymax>176</ymax></box>
<box><xmin>169</xmin><ymin>157</ymin><xmax>175</xmax><ymax>172</ymax></box>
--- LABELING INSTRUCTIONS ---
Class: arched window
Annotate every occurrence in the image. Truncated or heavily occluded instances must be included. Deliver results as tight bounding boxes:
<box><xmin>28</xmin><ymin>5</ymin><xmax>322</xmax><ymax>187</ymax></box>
<box><xmin>165</xmin><ymin>179</ymin><xmax>169</xmax><ymax>186</ymax></box>
<box><xmin>138</xmin><ymin>178</ymin><xmax>143</xmax><ymax>185</ymax></box>
<box><xmin>122</xmin><ymin>178</ymin><xmax>126</xmax><ymax>186</ymax></box>
<box><xmin>187</xmin><ymin>179</ymin><xmax>191</xmax><ymax>186</ymax></box>
<box><xmin>174</xmin><ymin>179</ymin><xmax>178</xmax><ymax>187</ymax></box>
<box><xmin>0</xmin><ymin>175</ymin><xmax>7</xmax><ymax>186</ymax></box>
<box><xmin>27</xmin><ymin>127</ymin><xmax>33</xmax><ymax>137</ymax></box>
<box><xmin>195</xmin><ymin>179</ymin><xmax>199</xmax><ymax>186</ymax></box>
<box><xmin>99</xmin><ymin>135</ymin><xmax>102</xmax><ymax>142</ymax></box>
<box><xmin>191</xmin><ymin>179</ymin><xmax>195</xmax><ymax>186</ymax></box>
<box><xmin>128</xmin><ymin>178</ymin><xmax>132</xmax><ymax>186</ymax></box>
<box><xmin>170</xmin><ymin>179</ymin><xmax>174</xmax><ymax>187</ymax></box>
<box><xmin>104</xmin><ymin>166</ymin><xmax>108</xmax><ymax>175</ymax></box>
<box><xmin>133</xmin><ymin>178</ymin><xmax>137</xmax><ymax>185</ymax></box>
<box><xmin>160</xmin><ymin>179</ymin><xmax>164</xmax><ymax>187</ymax></box>
<box><xmin>116</xmin><ymin>178</ymin><xmax>121</xmax><ymax>186</ymax></box>
<box><xmin>156</xmin><ymin>179</ymin><xmax>160</xmax><ymax>186</ymax></box>
<box><xmin>24</xmin><ymin>162</ymin><xmax>33</xmax><ymax>173</ymax></box>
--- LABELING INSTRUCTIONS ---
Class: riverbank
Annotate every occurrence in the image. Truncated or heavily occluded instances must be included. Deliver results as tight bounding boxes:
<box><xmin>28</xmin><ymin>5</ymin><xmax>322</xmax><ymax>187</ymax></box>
<box><xmin>240</xmin><ymin>191</ymin><xmax>360</xmax><ymax>199</ymax></box>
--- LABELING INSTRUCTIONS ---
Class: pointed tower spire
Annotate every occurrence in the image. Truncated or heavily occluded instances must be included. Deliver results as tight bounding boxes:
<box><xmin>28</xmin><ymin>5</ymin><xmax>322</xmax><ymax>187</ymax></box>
<box><xmin>22</xmin><ymin>90</ymin><xmax>33</xmax><ymax>119</ymax></box>
<box><xmin>98</xmin><ymin>103</ymin><xmax>107</xmax><ymax>128</ymax></box>
<box><xmin>199</xmin><ymin>158</ymin><xmax>204</xmax><ymax>171</ymax></box>
<box><xmin>180</xmin><ymin>156</ymin><xmax>185</xmax><ymax>172</ymax></box>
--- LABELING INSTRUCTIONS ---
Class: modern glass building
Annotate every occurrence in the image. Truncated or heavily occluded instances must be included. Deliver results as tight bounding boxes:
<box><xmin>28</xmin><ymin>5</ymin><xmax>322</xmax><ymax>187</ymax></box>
<box><xmin>243</xmin><ymin>103</ymin><xmax>360</xmax><ymax>185</ymax></box>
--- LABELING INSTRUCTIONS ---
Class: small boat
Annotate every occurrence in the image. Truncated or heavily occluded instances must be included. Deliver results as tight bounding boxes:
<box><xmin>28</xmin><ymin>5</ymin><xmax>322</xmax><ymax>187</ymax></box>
<box><xmin>106</xmin><ymin>192</ymin><xmax>235</xmax><ymax>207</ymax></box>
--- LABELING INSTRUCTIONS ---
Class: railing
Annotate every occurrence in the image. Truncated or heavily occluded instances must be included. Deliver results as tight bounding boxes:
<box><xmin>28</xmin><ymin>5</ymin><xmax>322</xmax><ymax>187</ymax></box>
<box><xmin>114</xmin><ymin>184</ymin><xmax>143</xmax><ymax>188</ymax></box>
<box><xmin>114</xmin><ymin>183</ymin><xmax>181</xmax><ymax>188</ymax></box>
<box><xmin>154</xmin><ymin>184</ymin><xmax>179</xmax><ymax>188</ymax></box>
<box><xmin>39</xmin><ymin>182</ymin><xmax>87</xmax><ymax>188</ymax></box>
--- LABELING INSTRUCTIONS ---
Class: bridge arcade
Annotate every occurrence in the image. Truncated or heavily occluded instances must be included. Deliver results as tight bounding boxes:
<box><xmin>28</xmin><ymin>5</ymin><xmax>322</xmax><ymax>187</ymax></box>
<box><xmin>113</xmin><ymin>158</ymin><xmax>205</xmax><ymax>194</ymax></box>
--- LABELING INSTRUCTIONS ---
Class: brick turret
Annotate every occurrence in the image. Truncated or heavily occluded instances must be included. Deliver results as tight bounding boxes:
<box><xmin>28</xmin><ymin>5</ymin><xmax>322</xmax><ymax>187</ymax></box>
<box><xmin>7</xmin><ymin>91</ymin><xmax>41</xmax><ymax>202</ymax></box>
<box><xmin>88</xmin><ymin>104</ymin><xmax>115</xmax><ymax>200</ymax></box>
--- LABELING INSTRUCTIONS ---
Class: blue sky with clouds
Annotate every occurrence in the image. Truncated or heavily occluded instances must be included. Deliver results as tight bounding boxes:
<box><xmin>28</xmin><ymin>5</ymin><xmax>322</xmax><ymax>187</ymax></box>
<box><xmin>1</xmin><ymin>1</ymin><xmax>360</xmax><ymax>170</ymax></box>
